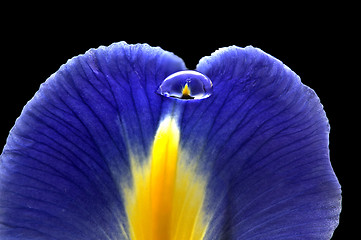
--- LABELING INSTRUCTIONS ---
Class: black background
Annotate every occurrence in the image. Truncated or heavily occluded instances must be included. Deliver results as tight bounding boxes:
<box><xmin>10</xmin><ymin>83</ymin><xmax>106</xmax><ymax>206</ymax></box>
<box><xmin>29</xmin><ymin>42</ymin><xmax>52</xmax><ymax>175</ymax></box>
<box><xmin>1</xmin><ymin>7</ymin><xmax>354</xmax><ymax>239</ymax></box>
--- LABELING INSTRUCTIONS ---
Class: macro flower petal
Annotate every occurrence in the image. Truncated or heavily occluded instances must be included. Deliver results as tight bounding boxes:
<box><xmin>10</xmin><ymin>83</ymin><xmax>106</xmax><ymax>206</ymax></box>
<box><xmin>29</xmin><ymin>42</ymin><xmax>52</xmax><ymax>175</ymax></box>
<box><xmin>0</xmin><ymin>42</ymin><xmax>186</xmax><ymax>240</ymax></box>
<box><xmin>0</xmin><ymin>42</ymin><xmax>341</xmax><ymax>240</ymax></box>
<box><xmin>175</xmin><ymin>46</ymin><xmax>341</xmax><ymax>239</ymax></box>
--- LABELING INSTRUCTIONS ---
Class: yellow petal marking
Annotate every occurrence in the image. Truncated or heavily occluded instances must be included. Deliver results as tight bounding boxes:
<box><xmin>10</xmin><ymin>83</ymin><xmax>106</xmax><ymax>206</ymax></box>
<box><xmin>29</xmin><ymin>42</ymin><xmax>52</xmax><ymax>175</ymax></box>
<box><xmin>123</xmin><ymin>115</ymin><xmax>209</xmax><ymax>240</ymax></box>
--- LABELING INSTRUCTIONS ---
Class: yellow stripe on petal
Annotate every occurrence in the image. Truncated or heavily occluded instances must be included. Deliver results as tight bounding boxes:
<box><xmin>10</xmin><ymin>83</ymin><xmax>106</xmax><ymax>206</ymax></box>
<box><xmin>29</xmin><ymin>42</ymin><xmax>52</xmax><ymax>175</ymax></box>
<box><xmin>123</xmin><ymin>115</ymin><xmax>209</xmax><ymax>240</ymax></box>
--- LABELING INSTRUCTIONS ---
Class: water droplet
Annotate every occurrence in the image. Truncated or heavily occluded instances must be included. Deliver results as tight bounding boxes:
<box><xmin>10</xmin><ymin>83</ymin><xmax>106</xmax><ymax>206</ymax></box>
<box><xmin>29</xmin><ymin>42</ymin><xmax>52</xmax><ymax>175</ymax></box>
<box><xmin>157</xmin><ymin>70</ymin><xmax>213</xmax><ymax>100</ymax></box>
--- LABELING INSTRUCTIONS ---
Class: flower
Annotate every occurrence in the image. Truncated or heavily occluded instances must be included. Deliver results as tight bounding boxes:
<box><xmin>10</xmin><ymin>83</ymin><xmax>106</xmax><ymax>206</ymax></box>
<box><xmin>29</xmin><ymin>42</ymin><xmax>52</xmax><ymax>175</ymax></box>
<box><xmin>0</xmin><ymin>42</ymin><xmax>341</xmax><ymax>240</ymax></box>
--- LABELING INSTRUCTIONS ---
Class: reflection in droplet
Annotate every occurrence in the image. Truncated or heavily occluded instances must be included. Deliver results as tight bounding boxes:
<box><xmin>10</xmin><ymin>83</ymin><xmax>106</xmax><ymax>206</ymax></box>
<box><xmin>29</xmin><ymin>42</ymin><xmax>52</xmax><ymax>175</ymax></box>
<box><xmin>157</xmin><ymin>70</ymin><xmax>213</xmax><ymax>100</ymax></box>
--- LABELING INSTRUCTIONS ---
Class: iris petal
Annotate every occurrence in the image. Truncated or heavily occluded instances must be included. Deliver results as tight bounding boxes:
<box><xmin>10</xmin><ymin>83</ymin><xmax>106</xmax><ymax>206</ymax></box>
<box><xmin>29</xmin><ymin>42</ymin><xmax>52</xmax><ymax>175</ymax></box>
<box><xmin>178</xmin><ymin>46</ymin><xmax>341</xmax><ymax>239</ymax></box>
<box><xmin>0</xmin><ymin>42</ymin><xmax>341</xmax><ymax>240</ymax></box>
<box><xmin>0</xmin><ymin>42</ymin><xmax>185</xmax><ymax>239</ymax></box>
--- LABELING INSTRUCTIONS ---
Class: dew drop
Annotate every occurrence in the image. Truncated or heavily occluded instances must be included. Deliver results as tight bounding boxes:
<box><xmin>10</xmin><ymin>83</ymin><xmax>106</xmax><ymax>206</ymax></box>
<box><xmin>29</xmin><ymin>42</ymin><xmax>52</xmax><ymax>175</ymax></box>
<box><xmin>157</xmin><ymin>70</ymin><xmax>213</xmax><ymax>100</ymax></box>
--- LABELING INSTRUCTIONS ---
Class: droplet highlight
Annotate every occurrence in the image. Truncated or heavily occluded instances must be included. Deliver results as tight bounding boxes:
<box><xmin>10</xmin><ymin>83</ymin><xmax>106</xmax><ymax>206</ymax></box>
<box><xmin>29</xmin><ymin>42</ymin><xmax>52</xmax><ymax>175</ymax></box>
<box><xmin>157</xmin><ymin>70</ymin><xmax>213</xmax><ymax>100</ymax></box>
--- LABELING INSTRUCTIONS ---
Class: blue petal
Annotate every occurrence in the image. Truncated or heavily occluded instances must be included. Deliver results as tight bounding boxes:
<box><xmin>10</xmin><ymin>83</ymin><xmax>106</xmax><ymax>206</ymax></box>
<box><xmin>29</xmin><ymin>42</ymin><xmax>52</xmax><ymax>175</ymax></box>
<box><xmin>178</xmin><ymin>46</ymin><xmax>341</xmax><ymax>239</ymax></box>
<box><xmin>0</xmin><ymin>42</ymin><xmax>341</xmax><ymax>240</ymax></box>
<box><xmin>0</xmin><ymin>42</ymin><xmax>185</xmax><ymax>239</ymax></box>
